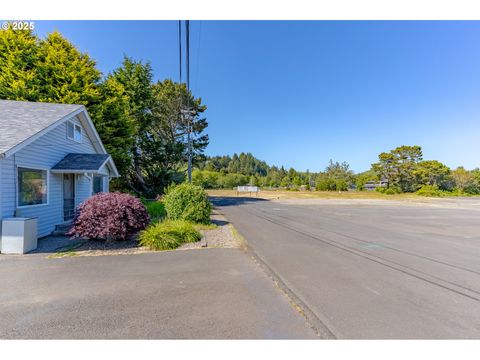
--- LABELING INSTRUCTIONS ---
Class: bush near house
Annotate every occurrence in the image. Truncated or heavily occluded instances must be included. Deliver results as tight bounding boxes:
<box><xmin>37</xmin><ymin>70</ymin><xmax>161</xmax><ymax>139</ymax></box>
<box><xmin>163</xmin><ymin>183</ymin><xmax>212</xmax><ymax>224</ymax></box>
<box><xmin>139</xmin><ymin>220</ymin><xmax>201</xmax><ymax>250</ymax></box>
<box><xmin>142</xmin><ymin>200</ymin><xmax>166</xmax><ymax>222</ymax></box>
<box><xmin>68</xmin><ymin>192</ymin><xmax>150</xmax><ymax>241</ymax></box>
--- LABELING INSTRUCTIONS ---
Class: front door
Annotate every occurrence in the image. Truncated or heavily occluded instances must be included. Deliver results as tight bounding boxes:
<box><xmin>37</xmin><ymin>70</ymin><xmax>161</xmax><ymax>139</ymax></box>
<box><xmin>63</xmin><ymin>174</ymin><xmax>75</xmax><ymax>221</ymax></box>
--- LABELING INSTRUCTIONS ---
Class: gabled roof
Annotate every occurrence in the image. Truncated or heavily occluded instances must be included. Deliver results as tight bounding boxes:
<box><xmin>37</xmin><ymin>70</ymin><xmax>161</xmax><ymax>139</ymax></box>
<box><xmin>0</xmin><ymin>100</ymin><xmax>83</xmax><ymax>155</ymax></box>
<box><xmin>0</xmin><ymin>100</ymin><xmax>119</xmax><ymax>177</ymax></box>
<box><xmin>51</xmin><ymin>153</ymin><xmax>111</xmax><ymax>174</ymax></box>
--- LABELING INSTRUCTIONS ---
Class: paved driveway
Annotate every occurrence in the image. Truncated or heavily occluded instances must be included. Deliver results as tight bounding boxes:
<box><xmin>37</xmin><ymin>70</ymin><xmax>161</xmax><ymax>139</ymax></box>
<box><xmin>0</xmin><ymin>249</ymin><xmax>316</xmax><ymax>339</ymax></box>
<box><xmin>214</xmin><ymin>197</ymin><xmax>480</xmax><ymax>339</ymax></box>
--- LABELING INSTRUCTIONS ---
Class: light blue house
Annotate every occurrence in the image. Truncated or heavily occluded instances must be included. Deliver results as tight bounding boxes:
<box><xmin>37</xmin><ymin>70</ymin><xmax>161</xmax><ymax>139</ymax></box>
<box><xmin>0</xmin><ymin>100</ymin><xmax>119</xmax><ymax>240</ymax></box>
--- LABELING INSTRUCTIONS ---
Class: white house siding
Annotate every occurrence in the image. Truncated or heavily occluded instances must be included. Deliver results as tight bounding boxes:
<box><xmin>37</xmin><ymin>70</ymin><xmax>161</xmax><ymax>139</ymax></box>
<box><xmin>103</xmin><ymin>177</ymin><xmax>109</xmax><ymax>192</ymax></box>
<box><xmin>0</xmin><ymin>115</ymin><xmax>108</xmax><ymax>238</ymax></box>
<box><xmin>99</xmin><ymin>164</ymin><xmax>110</xmax><ymax>193</ymax></box>
<box><xmin>0</xmin><ymin>158</ymin><xmax>3</xmax><ymax>238</ymax></box>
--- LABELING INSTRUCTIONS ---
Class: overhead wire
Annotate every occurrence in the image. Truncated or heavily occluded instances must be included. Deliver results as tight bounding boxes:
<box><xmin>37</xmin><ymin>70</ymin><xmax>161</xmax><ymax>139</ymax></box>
<box><xmin>194</xmin><ymin>21</ymin><xmax>202</xmax><ymax>94</ymax></box>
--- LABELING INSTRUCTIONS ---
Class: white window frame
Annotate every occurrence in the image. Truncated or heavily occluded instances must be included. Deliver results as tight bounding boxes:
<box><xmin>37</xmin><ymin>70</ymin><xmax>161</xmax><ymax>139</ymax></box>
<box><xmin>16</xmin><ymin>165</ymin><xmax>50</xmax><ymax>208</ymax></box>
<box><xmin>91</xmin><ymin>174</ymin><xmax>105</xmax><ymax>195</ymax></box>
<box><xmin>66</xmin><ymin>120</ymin><xmax>83</xmax><ymax>143</ymax></box>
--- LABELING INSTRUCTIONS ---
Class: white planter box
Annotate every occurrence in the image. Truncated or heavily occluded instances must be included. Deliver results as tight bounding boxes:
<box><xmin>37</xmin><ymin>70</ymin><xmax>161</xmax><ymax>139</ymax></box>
<box><xmin>1</xmin><ymin>217</ymin><xmax>38</xmax><ymax>254</ymax></box>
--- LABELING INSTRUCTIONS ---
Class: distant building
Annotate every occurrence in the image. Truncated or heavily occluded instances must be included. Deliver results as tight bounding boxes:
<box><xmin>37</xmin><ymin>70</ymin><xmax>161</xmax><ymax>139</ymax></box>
<box><xmin>363</xmin><ymin>180</ymin><xmax>388</xmax><ymax>191</ymax></box>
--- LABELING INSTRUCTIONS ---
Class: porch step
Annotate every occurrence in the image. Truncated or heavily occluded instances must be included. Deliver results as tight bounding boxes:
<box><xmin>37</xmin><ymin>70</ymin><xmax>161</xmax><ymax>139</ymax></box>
<box><xmin>52</xmin><ymin>221</ymin><xmax>73</xmax><ymax>236</ymax></box>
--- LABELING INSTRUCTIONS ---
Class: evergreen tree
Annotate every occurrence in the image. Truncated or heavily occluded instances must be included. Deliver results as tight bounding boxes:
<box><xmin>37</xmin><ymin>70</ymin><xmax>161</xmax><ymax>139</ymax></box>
<box><xmin>372</xmin><ymin>145</ymin><xmax>423</xmax><ymax>192</ymax></box>
<box><xmin>108</xmin><ymin>57</ymin><xmax>154</xmax><ymax>194</ymax></box>
<box><xmin>37</xmin><ymin>31</ymin><xmax>101</xmax><ymax>106</ymax></box>
<box><xmin>0</xmin><ymin>27</ymin><xmax>41</xmax><ymax>101</ymax></box>
<box><xmin>90</xmin><ymin>77</ymin><xmax>135</xmax><ymax>189</ymax></box>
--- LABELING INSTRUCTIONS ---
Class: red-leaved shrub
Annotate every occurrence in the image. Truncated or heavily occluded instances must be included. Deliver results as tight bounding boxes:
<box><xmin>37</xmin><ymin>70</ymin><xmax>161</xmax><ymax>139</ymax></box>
<box><xmin>68</xmin><ymin>192</ymin><xmax>150</xmax><ymax>241</ymax></box>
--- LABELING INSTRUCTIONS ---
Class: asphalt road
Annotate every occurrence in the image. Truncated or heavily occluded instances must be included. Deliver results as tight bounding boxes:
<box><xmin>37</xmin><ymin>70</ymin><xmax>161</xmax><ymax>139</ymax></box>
<box><xmin>213</xmin><ymin>197</ymin><xmax>480</xmax><ymax>339</ymax></box>
<box><xmin>0</xmin><ymin>249</ymin><xmax>316</xmax><ymax>339</ymax></box>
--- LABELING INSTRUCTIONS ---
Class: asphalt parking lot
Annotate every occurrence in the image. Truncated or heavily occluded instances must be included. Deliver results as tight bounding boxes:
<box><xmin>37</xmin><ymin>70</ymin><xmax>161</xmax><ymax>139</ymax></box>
<box><xmin>214</xmin><ymin>196</ymin><xmax>480</xmax><ymax>339</ymax></box>
<box><xmin>3</xmin><ymin>196</ymin><xmax>480</xmax><ymax>339</ymax></box>
<box><xmin>0</xmin><ymin>248</ymin><xmax>316</xmax><ymax>339</ymax></box>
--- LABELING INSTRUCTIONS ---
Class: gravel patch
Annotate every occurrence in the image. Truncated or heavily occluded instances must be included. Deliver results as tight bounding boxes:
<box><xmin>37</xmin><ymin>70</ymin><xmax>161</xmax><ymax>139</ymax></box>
<box><xmin>178</xmin><ymin>208</ymin><xmax>243</xmax><ymax>250</ymax></box>
<box><xmin>64</xmin><ymin>237</ymin><xmax>150</xmax><ymax>257</ymax></box>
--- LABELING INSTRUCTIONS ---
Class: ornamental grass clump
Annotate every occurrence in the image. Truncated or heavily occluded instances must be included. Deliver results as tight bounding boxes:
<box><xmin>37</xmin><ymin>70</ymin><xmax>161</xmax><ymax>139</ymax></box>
<box><xmin>139</xmin><ymin>220</ymin><xmax>201</xmax><ymax>250</ymax></box>
<box><xmin>163</xmin><ymin>183</ymin><xmax>211</xmax><ymax>224</ymax></box>
<box><xmin>68</xmin><ymin>192</ymin><xmax>150</xmax><ymax>241</ymax></box>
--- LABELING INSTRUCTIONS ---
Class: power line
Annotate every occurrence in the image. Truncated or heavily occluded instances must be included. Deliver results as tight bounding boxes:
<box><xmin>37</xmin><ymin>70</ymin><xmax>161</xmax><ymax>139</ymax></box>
<box><xmin>186</xmin><ymin>20</ymin><xmax>190</xmax><ymax>91</ymax></box>
<box><xmin>178</xmin><ymin>20</ymin><xmax>182</xmax><ymax>83</ymax></box>
<box><xmin>194</xmin><ymin>21</ymin><xmax>202</xmax><ymax>94</ymax></box>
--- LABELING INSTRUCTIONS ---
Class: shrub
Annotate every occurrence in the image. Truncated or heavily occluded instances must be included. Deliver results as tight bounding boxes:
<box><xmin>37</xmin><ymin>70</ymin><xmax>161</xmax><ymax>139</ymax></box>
<box><xmin>163</xmin><ymin>183</ymin><xmax>212</xmax><ymax>224</ymax></box>
<box><xmin>376</xmin><ymin>186</ymin><xmax>401</xmax><ymax>195</ymax></box>
<box><xmin>335</xmin><ymin>179</ymin><xmax>348</xmax><ymax>191</ymax></box>
<box><xmin>416</xmin><ymin>185</ymin><xmax>444</xmax><ymax>197</ymax></box>
<box><xmin>385</xmin><ymin>187</ymin><xmax>402</xmax><ymax>195</ymax></box>
<box><xmin>143</xmin><ymin>200</ymin><xmax>166</xmax><ymax>221</ymax></box>
<box><xmin>139</xmin><ymin>220</ymin><xmax>201</xmax><ymax>250</ymax></box>
<box><xmin>447</xmin><ymin>188</ymin><xmax>473</xmax><ymax>197</ymax></box>
<box><xmin>315</xmin><ymin>178</ymin><xmax>335</xmax><ymax>191</ymax></box>
<box><xmin>68</xmin><ymin>192</ymin><xmax>150</xmax><ymax>241</ymax></box>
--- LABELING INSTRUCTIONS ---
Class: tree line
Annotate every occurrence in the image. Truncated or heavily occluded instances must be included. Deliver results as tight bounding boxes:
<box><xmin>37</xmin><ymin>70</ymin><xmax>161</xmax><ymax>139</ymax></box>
<box><xmin>194</xmin><ymin>147</ymin><xmax>480</xmax><ymax>195</ymax></box>
<box><xmin>2</xmin><ymin>28</ymin><xmax>478</xmax><ymax>197</ymax></box>
<box><xmin>0</xmin><ymin>27</ymin><xmax>208</xmax><ymax>197</ymax></box>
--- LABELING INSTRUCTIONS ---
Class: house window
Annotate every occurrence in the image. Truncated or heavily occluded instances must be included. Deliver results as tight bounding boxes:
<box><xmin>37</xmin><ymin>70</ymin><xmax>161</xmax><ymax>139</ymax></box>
<box><xmin>18</xmin><ymin>167</ymin><xmax>48</xmax><ymax>207</ymax></box>
<box><xmin>93</xmin><ymin>175</ymin><xmax>104</xmax><ymax>194</ymax></box>
<box><xmin>67</xmin><ymin>121</ymin><xmax>82</xmax><ymax>142</ymax></box>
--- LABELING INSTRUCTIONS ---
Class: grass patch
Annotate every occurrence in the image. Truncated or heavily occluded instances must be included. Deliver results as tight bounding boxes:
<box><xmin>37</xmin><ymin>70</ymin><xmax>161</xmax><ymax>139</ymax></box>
<box><xmin>47</xmin><ymin>245</ymin><xmax>79</xmax><ymax>259</ymax></box>
<box><xmin>229</xmin><ymin>224</ymin><xmax>248</xmax><ymax>250</ymax></box>
<box><xmin>207</xmin><ymin>189</ymin><xmax>421</xmax><ymax>200</ymax></box>
<box><xmin>139</xmin><ymin>219</ymin><xmax>202</xmax><ymax>251</ymax></box>
<box><xmin>193</xmin><ymin>222</ymin><xmax>218</xmax><ymax>231</ymax></box>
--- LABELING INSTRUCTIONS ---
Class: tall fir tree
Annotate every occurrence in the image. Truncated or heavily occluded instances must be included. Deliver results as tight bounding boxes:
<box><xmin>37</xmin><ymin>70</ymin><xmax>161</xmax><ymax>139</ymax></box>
<box><xmin>37</xmin><ymin>31</ymin><xmax>101</xmax><ymax>106</ymax></box>
<box><xmin>0</xmin><ymin>27</ymin><xmax>41</xmax><ymax>101</ymax></box>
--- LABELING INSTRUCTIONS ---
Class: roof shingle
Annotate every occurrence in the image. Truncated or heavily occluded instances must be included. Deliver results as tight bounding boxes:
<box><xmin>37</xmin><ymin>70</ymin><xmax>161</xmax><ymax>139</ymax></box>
<box><xmin>0</xmin><ymin>100</ymin><xmax>83</xmax><ymax>154</ymax></box>
<box><xmin>51</xmin><ymin>153</ymin><xmax>110</xmax><ymax>172</ymax></box>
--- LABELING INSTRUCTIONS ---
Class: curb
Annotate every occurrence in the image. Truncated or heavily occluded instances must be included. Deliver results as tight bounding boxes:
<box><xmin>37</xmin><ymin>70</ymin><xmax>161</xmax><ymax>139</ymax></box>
<box><xmin>235</xmin><ymin>229</ymin><xmax>337</xmax><ymax>339</ymax></box>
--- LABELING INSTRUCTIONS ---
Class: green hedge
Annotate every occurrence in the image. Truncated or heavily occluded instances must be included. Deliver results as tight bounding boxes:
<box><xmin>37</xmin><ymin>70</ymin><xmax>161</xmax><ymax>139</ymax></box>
<box><xmin>163</xmin><ymin>183</ymin><xmax>212</xmax><ymax>224</ymax></box>
<box><xmin>143</xmin><ymin>200</ymin><xmax>166</xmax><ymax>221</ymax></box>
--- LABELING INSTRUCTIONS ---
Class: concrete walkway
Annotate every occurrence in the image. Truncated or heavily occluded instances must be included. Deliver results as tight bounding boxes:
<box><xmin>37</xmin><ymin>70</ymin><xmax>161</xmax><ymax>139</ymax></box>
<box><xmin>29</xmin><ymin>235</ymin><xmax>85</xmax><ymax>254</ymax></box>
<box><xmin>0</xmin><ymin>248</ymin><xmax>317</xmax><ymax>339</ymax></box>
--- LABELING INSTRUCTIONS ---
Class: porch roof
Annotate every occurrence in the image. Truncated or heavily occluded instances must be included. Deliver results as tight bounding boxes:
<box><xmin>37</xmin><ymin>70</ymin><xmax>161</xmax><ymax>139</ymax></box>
<box><xmin>51</xmin><ymin>153</ymin><xmax>111</xmax><ymax>175</ymax></box>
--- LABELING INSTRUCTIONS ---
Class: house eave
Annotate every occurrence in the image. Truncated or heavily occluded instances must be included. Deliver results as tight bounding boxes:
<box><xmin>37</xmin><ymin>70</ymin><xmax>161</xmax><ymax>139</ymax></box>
<box><xmin>50</xmin><ymin>169</ymin><xmax>104</xmax><ymax>175</ymax></box>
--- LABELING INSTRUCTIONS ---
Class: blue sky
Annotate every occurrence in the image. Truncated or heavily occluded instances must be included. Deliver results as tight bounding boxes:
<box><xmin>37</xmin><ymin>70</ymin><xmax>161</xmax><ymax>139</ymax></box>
<box><xmin>34</xmin><ymin>21</ymin><xmax>480</xmax><ymax>172</ymax></box>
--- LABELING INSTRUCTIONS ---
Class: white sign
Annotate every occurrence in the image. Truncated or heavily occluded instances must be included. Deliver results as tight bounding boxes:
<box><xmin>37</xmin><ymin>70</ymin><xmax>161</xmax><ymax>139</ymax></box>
<box><xmin>237</xmin><ymin>186</ymin><xmax>259</xmax><ymax>192</ymax></box>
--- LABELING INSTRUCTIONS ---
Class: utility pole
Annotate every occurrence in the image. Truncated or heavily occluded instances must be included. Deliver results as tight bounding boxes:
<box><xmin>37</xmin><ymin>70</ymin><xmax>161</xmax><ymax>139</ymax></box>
<box><xmin>186</xmin><ymin>20</ymin><xmax>193</xmax><ymax>183</ymax></box>
<box><xmin>178</xmin><ymin>20</ymin><xmax>182</xmax><ymax>83</ymax></box>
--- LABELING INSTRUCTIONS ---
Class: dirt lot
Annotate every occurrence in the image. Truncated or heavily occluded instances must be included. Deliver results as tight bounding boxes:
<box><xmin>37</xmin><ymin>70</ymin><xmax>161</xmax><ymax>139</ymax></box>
<box><xmin>208</xmin><ymin>189</ymin><xmax>428</xmax><ymax>200</ymax></box>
